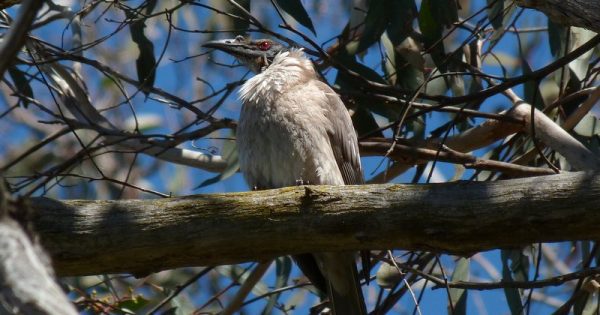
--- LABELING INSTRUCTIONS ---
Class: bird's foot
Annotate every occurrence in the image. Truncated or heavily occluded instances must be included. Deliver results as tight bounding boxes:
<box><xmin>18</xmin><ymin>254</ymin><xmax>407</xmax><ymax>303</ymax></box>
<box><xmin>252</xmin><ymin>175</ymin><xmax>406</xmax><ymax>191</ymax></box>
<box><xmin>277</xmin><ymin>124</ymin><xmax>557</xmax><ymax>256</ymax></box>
<box><xmin>295</xmin><ymin>179</ymin><xmax>310</xmax><ymax>186</ymax></box>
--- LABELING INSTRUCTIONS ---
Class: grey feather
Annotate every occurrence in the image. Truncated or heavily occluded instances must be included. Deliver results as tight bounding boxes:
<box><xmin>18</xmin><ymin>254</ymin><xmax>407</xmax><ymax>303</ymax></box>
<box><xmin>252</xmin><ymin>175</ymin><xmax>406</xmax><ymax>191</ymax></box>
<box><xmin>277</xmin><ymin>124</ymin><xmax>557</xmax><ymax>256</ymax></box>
<box><xmin>314</xmin><ymin>80</ymin><xmax>364</xmax><ymax>185</ymax></box>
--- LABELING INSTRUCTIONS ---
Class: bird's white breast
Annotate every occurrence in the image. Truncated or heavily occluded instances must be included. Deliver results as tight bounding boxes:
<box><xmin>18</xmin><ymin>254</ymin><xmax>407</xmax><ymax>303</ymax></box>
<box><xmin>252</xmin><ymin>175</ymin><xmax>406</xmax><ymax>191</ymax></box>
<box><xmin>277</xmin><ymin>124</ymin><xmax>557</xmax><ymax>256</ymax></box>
<box><xmin>236</xmin><ymin>51</ymin><xmax>344</xmax><ymax>189</ymax></box>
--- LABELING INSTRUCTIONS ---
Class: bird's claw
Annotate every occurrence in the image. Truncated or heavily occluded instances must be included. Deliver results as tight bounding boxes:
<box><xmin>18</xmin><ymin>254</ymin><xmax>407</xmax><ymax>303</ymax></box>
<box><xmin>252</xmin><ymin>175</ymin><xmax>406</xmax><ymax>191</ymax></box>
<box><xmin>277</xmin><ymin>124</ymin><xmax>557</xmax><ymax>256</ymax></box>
<box><xmin>295</xmin><ymin>179</ymin><xmax>310</xmax><ymax>186</ymax></box>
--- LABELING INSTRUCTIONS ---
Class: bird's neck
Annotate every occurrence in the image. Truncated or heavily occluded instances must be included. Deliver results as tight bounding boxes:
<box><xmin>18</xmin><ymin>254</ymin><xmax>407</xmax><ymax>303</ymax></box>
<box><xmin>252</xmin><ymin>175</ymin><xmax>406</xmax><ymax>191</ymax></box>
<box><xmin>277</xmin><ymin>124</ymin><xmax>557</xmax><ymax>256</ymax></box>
<box><xmin>239</xmin><ymin>50</ymin><xmax>315</xmax><ymax>105</ymax></box>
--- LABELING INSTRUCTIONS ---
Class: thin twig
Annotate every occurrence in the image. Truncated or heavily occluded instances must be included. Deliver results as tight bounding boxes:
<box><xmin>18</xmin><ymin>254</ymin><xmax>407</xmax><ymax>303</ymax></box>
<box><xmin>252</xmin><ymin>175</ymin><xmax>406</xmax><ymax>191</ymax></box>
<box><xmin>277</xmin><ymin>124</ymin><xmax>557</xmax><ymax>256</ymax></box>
<box><xmin>221</xmin><ymin>261</ymin><xmax>272</xmax><ymax>315</ymax></box>
<box><xmin>147</xmin><ymin>267</ymin><xmax>214</xmax><ymax>315</ymax></box>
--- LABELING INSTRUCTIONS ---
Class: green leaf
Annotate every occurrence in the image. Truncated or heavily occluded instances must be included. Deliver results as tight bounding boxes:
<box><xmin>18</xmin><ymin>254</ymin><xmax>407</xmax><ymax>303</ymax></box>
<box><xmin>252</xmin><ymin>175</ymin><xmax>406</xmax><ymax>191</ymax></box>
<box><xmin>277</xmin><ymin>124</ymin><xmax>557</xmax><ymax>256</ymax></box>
<box><xmin>126</xmin><ymin>9</ymin><xmax>156</xmax><ymax>95</ymax></box>
<box><xmin>419</xmin><ymin>0</ymin><xmax>456</xmax><ymax>71</ymax></box>
<box><xmin>262</xmin><ymin>256</ymin><xmax>292</xmax><ymax>315</ymax></box>
<box><xmin>7</xmin><ymin>66</ymin><xmax>33</xmax><ymax>108</ymax></box>
<box><xmin>501</xmin><ymin>249</ymin><xmax>528</xmax><ymax>315</ymax></box>
<box><xmin>347</xmin><ymin>0</ymin><xmax>391</xmax><ymax>55</ymax></box>
<box><xmin>547</xmin><ymin>20</ymin><xmax>568</xmax><ymax>57</ymax></box>
<box><xmin>227</xmin><ymin>0</ymin><xmax>251</xmax><ymax>33</ymax></box>
<box><xmin>486</xmin><ymin>0</ymin><xmax>504</xmax><ymax>30</ymax></box>
<box><xmin>569</xmin><ymin>27</ymin><xmax>596</xmax><ymax>81</ymax></box>
<box><xmin>448</xmin><ymin>257</ymin><xmax>469</xmax><ymax>315</ymax></box>
<box><xmin>375</xmin><ymin>262</ymin><xmax>402</xmax><ymax>288</ymax></box>
<box><xmin>381</xmin><ymin>32</ymin><xmax>398</xmax><ymax>85</ymax></box>
<box><xmin>273</xmin><ymin>0</ymin><xmax>315</xmax><ymax>35</ymax></box>
<box><xmin>488</xmin><ymin>1</ymin><xmax>516</xmax><ymax>44</ymax></box>
<box><xmin>381</xmin><ymin>32</ymin><xmax>424</xmax><ymax>91</ymax></box>
<box><xmin>446</xmin><ymin>50</ymin><xmax>466</xmax><ymax>98</ymax></box>
<box><xmin>383</xmin><ymin>0</ymin><xmax>424</xmax><ymax>91</ymax></box>
<box><xmin>396</xmin><ymin>60</ymin><xmax>425</xmax><ymax>92</ymax></box>
<box><xmin>116</xmin><ymin>295</ymin><xmax>149</xmax><ymax>313</ymax></box>
<box><xmin>352</xmin><ymin>106</ymin><xmax>383</xmax><ymax>138</ymax></box>
<box><xmin>418</xmin><ymin>0</ymin><xmax>441</xmax><ymax>48</ymax></box>
<box><xmin>334</xmin><ymin>53</ymin><xmax>402</xmax><ymax>121</ymax></box>
<box><xmin>168</xmin><ymin>292</ymin><xmax>195</xmax><ymax>315</ymax></box>
<box><xmin>424</xmin><ymin>75</ymin><xmax>450</xmax><ymax>97</ymax></box>
<box><xmin>386</xmin><ymin>0</ymin><xmax>417</xmax><ymax>42</ymax></box>
<box><xmin>574</xmin><ymin>113</ymin><xmax>600</xmax><ymax>137</ymax></box>
<box><xmin>431</xmin><ymin>0</ymin><xmax>458</xmax><ymax>27</ymax></box>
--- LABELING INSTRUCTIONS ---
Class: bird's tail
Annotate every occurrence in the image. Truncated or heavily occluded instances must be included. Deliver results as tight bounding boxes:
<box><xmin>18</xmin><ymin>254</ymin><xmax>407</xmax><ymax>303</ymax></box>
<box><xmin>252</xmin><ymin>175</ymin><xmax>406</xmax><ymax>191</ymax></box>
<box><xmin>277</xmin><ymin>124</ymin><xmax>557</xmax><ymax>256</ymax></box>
<box><xmin>315</xmin><ymin>252</ymin><xmax>367</xmax><ymax>315</ymax></box>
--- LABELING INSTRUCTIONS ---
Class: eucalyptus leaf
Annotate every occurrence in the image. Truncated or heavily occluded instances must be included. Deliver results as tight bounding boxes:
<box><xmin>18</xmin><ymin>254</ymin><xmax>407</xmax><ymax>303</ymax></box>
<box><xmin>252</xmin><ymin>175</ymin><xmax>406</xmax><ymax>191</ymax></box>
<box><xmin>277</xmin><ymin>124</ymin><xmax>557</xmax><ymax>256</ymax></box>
<box><xmin>569</xmin><ymin>27</ymin><xmax>596</xmax><ymax>81</ymax></box>
<box><xmin>424</xmin><ymin>75</ymin><xmax>450</xmax><ymax>98</ymax></box>
<box><xmin>273</xmin><ymin>0</ymin><xmax>315</xmax><ymax>35</ymax></box>
<box><xmin>419</xmin><ymin>0</ymin><xmax>456</xmax><ymax>71</ymax></box>
<box><xmin>486</xmin><ymin>0</ymin><xmax>504</xmax><ymax>30</ymax></box>
<box><xmin>448</xmin><ymin>257</ymin><xmax>469</xmax><ymax>315</ymax></box>
<box><xmin>261</xmin><ymin>256</ymin><xmax>292</xmax><ymax>315</ymax></box>
<box><xmin>7</xmin><ymin>66</ymin><xmax>33</xmax><ymax>108</ymax></box>
<box><xmin>348</xmin><ymin>0</ymin><xmax>391</xmax><ymax>55</ymax></box>
<box><xmin>116</xmin><ymin>295</ymin><xmax>149</xmax><ymax>313</ymax></box>
<box><xmin>574</xmin><ymin>113</ymin><xmax>600</xmax><ymax>138</ymax></box>
<box><xmin>352</xmin><ymin>106</ymin><xmax>383</xmax><ymax>138</ymax></box>
<box><xmin>375</xmin><ymin>262</ymin><xmax>402</xmax><ymax>288</ymax></box>
<box><xmin>126</xmin><ymin>9</ymin><xmax>156</xmax><ymax>95</ymax></box>
<box><xmin>381</xmin><ymin>32</ymin><xmax>398</xmax><ymax>85</ymax></box>
<box><xmin>227</xmin><ymin>0</ymin><xmax>250</xmax><ymax>33</ymax></box>
<box><xmin>334</xmin><ymin>52</ymin><xmax>403</xmax><ymax>120</ymax></box>
<box><xmin>501</xmin><ymin>249</ymin><xmax>528</xmax><ymax>315</ymax></box>
<box><xmin>386</xmin><ymin>0</ymin><xmax>417</xmax><ymax>42</ymax></box>
<box><xmin>548</xmin><ymin>20</ymin><xmax>567</xmax><ymax>57</ymax></box>
<box><xmin>488</xmin><ymin>1</ymin><xmax>516</xmax><ymax>44</ymax></box>
<box><xmin>381</xmin><ymin>32</ymin><xmax>424</xmax><ymax>92</ymax></box>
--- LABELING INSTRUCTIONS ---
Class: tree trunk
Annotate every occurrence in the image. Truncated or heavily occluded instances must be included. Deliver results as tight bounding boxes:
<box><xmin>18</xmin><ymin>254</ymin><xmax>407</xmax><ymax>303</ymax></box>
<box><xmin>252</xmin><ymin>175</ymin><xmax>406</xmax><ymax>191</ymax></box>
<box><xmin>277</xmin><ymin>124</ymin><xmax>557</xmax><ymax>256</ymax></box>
<box><xmin>0</xmin><ymin>217</ymin><xmax>77</xmax><ymax>314</ymax></box>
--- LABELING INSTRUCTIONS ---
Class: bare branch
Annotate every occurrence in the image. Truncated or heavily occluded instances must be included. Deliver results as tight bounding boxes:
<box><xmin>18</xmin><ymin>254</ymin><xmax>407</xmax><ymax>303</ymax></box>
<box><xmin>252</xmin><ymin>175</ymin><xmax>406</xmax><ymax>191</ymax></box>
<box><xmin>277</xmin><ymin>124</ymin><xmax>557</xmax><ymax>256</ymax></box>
<box><xmin>0</xmin><ymin>0</ymin><xmax>43</xmax><ymax>77</ymax></box>
<box><xmin>27</xmin><ymin>171</ymin><xmax>600</xmax><ymax>276</ymax></box>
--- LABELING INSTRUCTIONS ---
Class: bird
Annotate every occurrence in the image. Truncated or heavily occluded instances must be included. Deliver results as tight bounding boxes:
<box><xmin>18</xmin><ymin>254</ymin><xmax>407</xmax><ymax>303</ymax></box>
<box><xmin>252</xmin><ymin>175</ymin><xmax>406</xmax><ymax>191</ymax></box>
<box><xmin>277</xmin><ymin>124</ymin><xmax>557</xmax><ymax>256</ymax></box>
<box><xmin>203</xmin><ymin>35</ymin><xmax>367</xmax><ymax>315</ymax></box>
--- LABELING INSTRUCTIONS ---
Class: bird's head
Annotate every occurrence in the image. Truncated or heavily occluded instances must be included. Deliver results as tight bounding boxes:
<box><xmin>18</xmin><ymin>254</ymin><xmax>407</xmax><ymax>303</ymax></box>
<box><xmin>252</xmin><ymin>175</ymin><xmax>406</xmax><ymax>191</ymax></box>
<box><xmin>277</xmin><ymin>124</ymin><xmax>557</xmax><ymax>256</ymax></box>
<box><xmin>203</xmin><ymin>35</ymin><xmax>286</xmax><ymax>73</ymax></box>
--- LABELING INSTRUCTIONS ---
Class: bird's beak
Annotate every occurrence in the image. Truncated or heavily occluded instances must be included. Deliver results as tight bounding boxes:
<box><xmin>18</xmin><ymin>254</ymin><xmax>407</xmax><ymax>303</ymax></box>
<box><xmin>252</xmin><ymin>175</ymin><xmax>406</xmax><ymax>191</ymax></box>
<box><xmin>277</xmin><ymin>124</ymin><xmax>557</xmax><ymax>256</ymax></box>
<box><xmin>203</xmin><ymin>38</ymin><xmax>256</xmax><ymax>59</ymax></box>
<box><xmin>203</xmin><ymin>37</ymin><xmax>279</xmax><ymax>73</ymax></box>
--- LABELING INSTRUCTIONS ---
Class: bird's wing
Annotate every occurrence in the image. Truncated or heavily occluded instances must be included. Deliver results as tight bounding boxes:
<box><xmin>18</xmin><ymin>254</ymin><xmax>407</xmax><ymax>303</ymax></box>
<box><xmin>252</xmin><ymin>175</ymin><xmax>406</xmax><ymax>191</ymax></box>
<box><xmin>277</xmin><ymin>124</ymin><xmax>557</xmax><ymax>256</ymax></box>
<box><xmin>314</xmin><ymin>81</ymin><xmax>364</xmax><ymax>185</ymax></box>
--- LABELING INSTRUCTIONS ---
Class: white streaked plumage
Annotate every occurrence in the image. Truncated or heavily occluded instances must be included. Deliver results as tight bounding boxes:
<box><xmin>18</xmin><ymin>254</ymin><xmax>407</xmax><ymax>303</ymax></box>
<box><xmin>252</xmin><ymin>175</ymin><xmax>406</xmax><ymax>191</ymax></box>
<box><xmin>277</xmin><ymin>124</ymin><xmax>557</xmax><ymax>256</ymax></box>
<box><xmin>237</xmin><ymin>49</ymin><xmax>362</xmax><ymax>189</ymax></box>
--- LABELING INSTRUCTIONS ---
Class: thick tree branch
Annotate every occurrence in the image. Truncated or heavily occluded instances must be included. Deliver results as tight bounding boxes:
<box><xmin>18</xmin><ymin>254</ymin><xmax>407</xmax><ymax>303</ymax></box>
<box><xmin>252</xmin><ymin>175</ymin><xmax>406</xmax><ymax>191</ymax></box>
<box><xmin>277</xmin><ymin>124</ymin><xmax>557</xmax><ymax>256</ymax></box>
<box><xmin>0</xmin><ymin>179</ymin><xmax>77</xmax><ymax>315</ymax></box>
<box><xmin>28</xmin><ymin>171</ymin><xmax>600</xmax><ymax>277</ymax></box>
<box><xmin>516</xmin><ymin>0</ymin><xmax>600</xmax><ymax>32</ymax></box>
<box><xmin>0</xmin><ymin>218</ymin><xmax>77</xmax><ymax>315</ymax></box>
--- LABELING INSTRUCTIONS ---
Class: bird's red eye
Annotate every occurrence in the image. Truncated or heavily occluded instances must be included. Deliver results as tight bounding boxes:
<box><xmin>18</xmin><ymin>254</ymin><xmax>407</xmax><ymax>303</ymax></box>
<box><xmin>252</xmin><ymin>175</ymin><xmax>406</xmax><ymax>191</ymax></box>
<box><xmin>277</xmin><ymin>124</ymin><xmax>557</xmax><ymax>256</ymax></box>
<box><xmin>257</xmin><ymin>41</ymin><xmax>271</xmax><ymax>51</ymax></box>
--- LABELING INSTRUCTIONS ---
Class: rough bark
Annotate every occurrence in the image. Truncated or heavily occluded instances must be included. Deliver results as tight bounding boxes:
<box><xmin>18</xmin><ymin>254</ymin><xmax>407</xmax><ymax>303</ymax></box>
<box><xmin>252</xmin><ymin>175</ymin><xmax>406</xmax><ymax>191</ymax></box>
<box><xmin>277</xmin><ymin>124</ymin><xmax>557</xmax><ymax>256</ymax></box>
<box><xmin>0</xmin><ymin>218</ymin><xmax>77</xmax><ymax>315</ymax></box>
<box><xmin>516</xmin><ymin>0</ymin><xmax>600</xmax><ymax>33</ymax></box>
<box><xmin>28</xmin><ymin>171</ymin><xmax>600</xmax><ymax>277</ymax></box>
